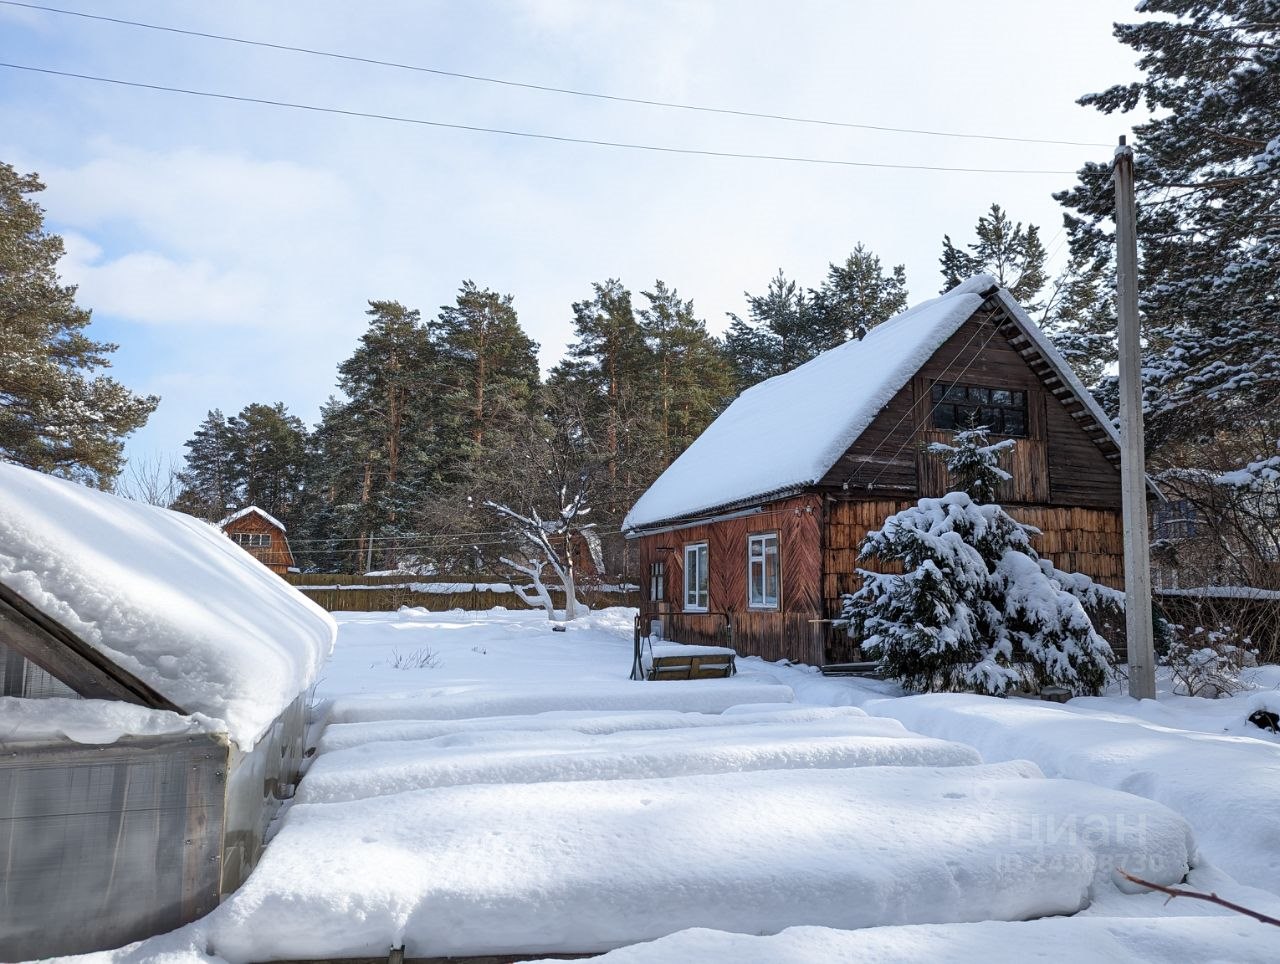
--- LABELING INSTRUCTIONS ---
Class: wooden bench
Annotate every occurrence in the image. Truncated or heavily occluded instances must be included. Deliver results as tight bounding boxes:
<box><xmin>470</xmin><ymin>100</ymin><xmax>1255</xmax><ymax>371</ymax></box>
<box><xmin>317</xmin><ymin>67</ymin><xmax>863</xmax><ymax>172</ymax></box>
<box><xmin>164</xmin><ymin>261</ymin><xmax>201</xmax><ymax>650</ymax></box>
<box><xmin>646</xmin><ymin>643</ymin><xmax>737</xmax><ymax>681</ymax></box>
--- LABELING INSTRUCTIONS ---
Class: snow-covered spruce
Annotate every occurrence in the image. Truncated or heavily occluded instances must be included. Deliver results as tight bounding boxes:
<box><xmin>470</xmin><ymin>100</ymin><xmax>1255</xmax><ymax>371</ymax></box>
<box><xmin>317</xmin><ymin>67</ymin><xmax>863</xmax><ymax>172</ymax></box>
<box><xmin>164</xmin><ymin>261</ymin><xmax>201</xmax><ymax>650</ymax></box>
<box><xmin>925</xmin><ymin>426</ymin><xmax>1014</xmax><ymax>504</ymax></box>
<box><xmin>841</xmin><ymin>491</ymin><xmax>1118</xmax><ymax>696</ymax></box>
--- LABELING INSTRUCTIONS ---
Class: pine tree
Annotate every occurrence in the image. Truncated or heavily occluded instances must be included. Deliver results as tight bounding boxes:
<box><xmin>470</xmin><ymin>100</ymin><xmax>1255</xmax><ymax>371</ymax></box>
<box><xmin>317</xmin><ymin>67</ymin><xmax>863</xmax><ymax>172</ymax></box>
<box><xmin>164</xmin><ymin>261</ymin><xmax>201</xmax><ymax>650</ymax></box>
<box><xmin>724</xmin><ymin>270</ymin><xmax>828</xmax><ymax>388</ymax></box>
<box><xmin>816</xmin><ymin>244</ymin><xmax>909</xmax><ymax>341</ymax></box>
<box><xmin>637</xmin><ymin>280</ymin><xmax>735</xmax><ymax>461</ymax></box>
<box><xmin>296</xmin><ymin>396</ymin><xmax>367</xmax><ymax>572</ymax></box>
<box><xmin>1041</xmin><ymin>249</ymin><xmax>1118</xmax><ymax>391</ymax></box>
<box><xmin>939</xmin><ymin>235</ymin><xmax>982</xmax><ymax>293</ymax></box>
<box><xmin>225</xmin><ymin>402</ymin><xmax>309</xmax><ymax>524</ymax></box>
<box><xmin>175</xmin><ymin>409</ymin><xmax>236</xmax><ymax>518</ymax></box>
<box><xmin>0</xmin><ymin>162</ymin><xmax>157</xmax><ymax>486</ymax></box>
<box><xmin>434</xmin><ymin>281</ymin><xmax>541</xmax><ymax>465</ymax></box>
<box><xmin>1056</xmin><ymin>0</ymin><xmax>1280</xmax><ymax>456</ymax></box>
<box><xmin>337</xmin><ymin>300</ymin><xmax>440</xmax><ymax>569</ymax></box>
<box><xmin>550</xmin><ymin>279</ymin><xmax>651</xmax><ymax>486</ymax></box>
<box><xmin>175</xmin><ymin>402</ymin><xmax>310</xmax><ymax>526</ymax></box>
<box><xmin>726</xmin><ymin>246</ymin><xmax>909</xmax><ymax>391</ymax></box>
<box><xmin>842</xmin><ymin>492</ymin><xmax>1116</xmax><ymax>696</ymax></box>
<box><xmin>938</xmin><ymin>204</ymin><xmax>1048</xmax><ymax>312</ymax></box>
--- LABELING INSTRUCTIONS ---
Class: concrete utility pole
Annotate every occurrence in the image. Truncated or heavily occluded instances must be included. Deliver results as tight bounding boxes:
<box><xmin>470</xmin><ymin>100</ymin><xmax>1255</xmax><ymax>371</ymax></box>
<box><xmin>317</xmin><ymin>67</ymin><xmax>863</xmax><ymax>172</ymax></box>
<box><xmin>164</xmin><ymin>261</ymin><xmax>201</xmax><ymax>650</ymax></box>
<box><xmin>1114</xmin><ymin>136</ymin><xmax>1157</xmax><ymax>700</ymax></box>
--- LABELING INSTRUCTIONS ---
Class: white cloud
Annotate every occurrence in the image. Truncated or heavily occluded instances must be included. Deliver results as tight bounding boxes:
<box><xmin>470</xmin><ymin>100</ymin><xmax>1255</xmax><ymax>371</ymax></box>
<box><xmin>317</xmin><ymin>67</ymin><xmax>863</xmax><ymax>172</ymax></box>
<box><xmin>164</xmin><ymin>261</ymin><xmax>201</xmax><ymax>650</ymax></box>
<box><xmin>1</xmin><ymin>0</ymin><xmax>1147</xmax><ymax>462</ymax></box>
<box><xmin>62</xmin><ymin>244</ymin><xmax>270</xmax><ymax>327</ymax></box>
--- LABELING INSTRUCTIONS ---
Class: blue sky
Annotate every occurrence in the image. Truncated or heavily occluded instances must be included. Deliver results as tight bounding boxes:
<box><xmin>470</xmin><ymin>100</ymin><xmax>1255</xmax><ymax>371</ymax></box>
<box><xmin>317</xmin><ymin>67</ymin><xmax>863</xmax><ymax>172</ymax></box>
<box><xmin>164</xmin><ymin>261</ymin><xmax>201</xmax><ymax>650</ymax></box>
<box><xmin>0</xmin><ymin>0</ymin><xmax>1145</xmax><ymax>466</ymax></box>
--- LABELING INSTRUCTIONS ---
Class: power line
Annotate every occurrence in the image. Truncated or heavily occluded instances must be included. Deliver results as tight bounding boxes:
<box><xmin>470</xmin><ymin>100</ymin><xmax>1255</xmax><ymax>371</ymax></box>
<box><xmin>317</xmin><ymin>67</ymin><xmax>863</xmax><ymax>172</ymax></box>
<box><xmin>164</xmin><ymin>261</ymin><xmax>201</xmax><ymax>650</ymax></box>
<box><xmin>0</xmin><ymin>62</ymin><xmax>1081</xmax><ymax>175</ymax></box>
<box><xmin>0</xmin><ymin>0</ymin><xmax>1111</xmax><ymax>149</ymax></box>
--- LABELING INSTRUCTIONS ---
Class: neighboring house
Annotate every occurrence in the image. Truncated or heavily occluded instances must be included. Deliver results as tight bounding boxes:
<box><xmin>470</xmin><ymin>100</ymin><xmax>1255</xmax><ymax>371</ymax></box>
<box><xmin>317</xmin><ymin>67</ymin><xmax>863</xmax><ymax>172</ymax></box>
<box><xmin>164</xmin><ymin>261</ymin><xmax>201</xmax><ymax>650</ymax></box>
<box><xmin>1150</xmin><ymin>471</ymin><xmax>1280</xmax><ymax>591</ymax></box>
<box><xmin>624</xmin><ymin>274</ymin><xmax>1133</xmax><ymax>667</ymax></box>
<box><xmin>0</xmin><ymin>463</ymin><xmax>335</xmax><ymax>959</ymax></box>
<box><xmin>219</xmin><ymin>504</ymin><xmax>297</xmax><ymax>575</ymax></box>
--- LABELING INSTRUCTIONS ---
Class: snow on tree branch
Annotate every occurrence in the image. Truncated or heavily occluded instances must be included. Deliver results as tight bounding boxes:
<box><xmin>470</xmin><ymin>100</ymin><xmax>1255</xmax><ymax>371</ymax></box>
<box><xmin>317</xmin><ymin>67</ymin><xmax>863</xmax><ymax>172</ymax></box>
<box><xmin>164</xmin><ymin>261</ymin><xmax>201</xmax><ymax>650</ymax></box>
<box><xmin>927</xmin><ymin>426</ymin><xmax>1015</xmax><ymax>503</ymax></box>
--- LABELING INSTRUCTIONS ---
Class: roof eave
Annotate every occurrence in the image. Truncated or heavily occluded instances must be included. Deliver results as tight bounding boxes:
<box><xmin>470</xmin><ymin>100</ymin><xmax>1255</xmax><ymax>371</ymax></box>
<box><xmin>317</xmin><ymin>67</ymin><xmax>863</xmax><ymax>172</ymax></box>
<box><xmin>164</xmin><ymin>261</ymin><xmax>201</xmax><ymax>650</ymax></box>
<box><xmin>624</xmin><ymin>483</ymin><xmax>812</xmax><ymax>536</ymax></box>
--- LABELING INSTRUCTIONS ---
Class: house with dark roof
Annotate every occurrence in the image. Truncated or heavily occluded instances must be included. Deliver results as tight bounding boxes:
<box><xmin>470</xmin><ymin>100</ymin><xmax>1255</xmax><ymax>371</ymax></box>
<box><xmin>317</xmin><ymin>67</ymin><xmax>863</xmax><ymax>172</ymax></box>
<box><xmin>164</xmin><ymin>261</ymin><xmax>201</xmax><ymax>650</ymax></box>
<box><xmin>623</xmin><ymin>275</ymin><xmax>1133</xmax><ymax>667</ymax></box>
<box><xmin>219</xmin><ymin>504</ymin><xmax>297</xmax><ymax>575</ymax></box>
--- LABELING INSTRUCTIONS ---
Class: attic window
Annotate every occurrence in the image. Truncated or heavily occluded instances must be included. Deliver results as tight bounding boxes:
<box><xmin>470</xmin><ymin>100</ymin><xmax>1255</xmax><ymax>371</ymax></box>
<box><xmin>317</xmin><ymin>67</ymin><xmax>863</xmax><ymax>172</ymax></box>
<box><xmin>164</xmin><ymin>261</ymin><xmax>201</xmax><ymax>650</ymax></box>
<box><xmin>931</xmin><ymin>383</ymin><xmax>1027</xmax><ymax>437</ymax></box>
<box><xmin>233</xmin><ymin>532</ymin><xmax>272</xmax><ymax>548</ymax></box>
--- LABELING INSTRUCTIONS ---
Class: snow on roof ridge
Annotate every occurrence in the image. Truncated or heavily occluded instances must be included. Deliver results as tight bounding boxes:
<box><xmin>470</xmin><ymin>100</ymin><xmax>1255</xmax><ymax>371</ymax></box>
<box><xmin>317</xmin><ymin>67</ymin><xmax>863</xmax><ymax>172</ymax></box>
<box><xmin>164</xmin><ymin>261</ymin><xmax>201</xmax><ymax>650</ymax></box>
<box><xmin>624</xmin><ymin>275</ymin><xmax>998</xmax><ymax>530</ymax></box>
<box><xmin>218</xmin><ymin>504</ymin><xmax>287</xmax><ymax>532</ymax></box>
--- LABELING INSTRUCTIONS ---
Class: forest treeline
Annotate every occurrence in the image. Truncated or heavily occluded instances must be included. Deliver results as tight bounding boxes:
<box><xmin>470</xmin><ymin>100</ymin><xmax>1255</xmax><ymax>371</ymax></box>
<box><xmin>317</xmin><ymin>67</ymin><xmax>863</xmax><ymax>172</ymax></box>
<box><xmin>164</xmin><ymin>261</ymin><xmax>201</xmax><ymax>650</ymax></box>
<box><xmin>170</xmin><ymin>208</ymin><xmax>1113</xmax><ymax>577</ymax></box>
<box><xmin>4</xmin><ymin>0</ymin><xmax>1275</xmax><ymax>588</ymax></box>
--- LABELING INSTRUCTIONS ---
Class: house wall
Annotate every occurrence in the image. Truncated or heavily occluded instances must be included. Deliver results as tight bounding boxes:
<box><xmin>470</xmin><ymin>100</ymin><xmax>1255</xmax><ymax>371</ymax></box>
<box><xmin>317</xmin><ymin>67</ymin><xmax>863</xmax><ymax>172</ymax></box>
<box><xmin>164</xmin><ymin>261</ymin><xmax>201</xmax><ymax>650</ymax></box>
<box><xmin>223</xmin><ymin>513</ymin><xmax>295</xmax><ymax>574</ymax></box>
<box><xmin>635</xmin><ymin>494</ymin><xmax>826</xmax><ymax>666</ymax></box>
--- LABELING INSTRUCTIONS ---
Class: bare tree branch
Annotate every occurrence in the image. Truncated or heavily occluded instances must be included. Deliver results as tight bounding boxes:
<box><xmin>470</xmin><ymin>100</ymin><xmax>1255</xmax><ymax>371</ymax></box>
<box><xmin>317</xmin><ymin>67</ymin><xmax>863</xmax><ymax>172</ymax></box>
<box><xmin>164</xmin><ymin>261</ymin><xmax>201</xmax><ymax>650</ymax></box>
<box><xmin>1118</xmin><ymin>870</ymin><xmax>1280</xmax><ymax>927</ymax></box>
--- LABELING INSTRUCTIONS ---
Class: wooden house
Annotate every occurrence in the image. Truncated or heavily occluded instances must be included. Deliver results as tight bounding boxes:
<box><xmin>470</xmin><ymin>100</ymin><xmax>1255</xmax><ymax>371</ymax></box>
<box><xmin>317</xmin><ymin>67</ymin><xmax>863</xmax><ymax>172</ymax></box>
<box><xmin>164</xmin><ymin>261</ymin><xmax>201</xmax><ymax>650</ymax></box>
<box><xmin>0</xmin><ymin>464</ymin><xmax>335</xmax><ymax>960</ymax></box>
<box><xmin>624</xmin><ymin>274</ymin><xmax>1132</xmax><ymax>667</ymax></box>
<box><xmin>219</xmin><ymin>505</ymin><xmax>297</xmax><ymax>575</ymax></box>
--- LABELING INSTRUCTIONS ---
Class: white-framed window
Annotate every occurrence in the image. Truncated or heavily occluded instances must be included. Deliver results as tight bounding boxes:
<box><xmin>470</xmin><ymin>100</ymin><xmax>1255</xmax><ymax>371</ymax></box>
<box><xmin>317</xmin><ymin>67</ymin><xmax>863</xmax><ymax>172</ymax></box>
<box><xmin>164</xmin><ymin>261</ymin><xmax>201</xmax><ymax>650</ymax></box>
<box><xmin>748</xmin><ymin>532</ymin><xmax>779</xmax><ymax>609</ymax></box>
<box><xmin>683</xmin><ymin>542</ymin><xmax>709</xmax><ymax>611</ymax></box>
<box><xmin>232</xmin><ymin>532</ymin><xmax>272</xmax><ymax>548</ymax></box>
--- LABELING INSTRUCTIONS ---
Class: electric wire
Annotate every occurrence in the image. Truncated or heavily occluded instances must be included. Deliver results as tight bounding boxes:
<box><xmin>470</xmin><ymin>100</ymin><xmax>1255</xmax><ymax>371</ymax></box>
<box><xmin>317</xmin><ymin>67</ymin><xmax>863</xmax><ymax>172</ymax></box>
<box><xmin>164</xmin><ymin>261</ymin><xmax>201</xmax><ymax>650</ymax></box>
<box><xmin>0</xmin><ymin>0</ymin><xmax>1112</xmax><ymax>149</ymax></box>
<box><xmin>0</xmin><ymin>63</ymin><xmax>1083</xmax><ymax>175</ymax></box>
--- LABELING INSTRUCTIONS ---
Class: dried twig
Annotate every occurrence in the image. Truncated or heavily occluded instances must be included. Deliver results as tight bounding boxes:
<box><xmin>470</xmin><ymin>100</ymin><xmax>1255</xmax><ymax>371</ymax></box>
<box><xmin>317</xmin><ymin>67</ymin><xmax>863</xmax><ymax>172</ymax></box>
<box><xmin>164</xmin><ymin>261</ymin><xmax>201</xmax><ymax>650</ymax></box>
<box><xmin>1118</xmin><ymin>870</ymin><xmax>1280</xmax><ymax>927</ymax></box>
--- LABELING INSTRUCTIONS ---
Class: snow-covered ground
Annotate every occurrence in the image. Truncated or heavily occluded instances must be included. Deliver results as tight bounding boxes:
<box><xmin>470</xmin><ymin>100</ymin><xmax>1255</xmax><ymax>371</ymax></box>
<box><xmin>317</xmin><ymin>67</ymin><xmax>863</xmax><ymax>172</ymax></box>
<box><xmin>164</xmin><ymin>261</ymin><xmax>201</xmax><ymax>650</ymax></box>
<box><xmin>744</xmin><ymin>657</ymin><xmax>1280</xmax><ymax>897</ymax></box>
<box><xmin>74</xmin><ymin>607</ymin><xmax>1280</xmax><ymax>963</ymax></box>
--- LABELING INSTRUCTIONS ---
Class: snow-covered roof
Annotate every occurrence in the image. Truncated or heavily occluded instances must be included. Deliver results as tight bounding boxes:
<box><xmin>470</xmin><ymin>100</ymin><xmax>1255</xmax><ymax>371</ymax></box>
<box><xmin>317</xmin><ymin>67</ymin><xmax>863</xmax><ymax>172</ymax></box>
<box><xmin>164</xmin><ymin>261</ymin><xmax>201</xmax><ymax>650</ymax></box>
<box><xmin>218</xmin><ymin>504</ymin><xmax>287</xmax><ymax>532</ymax></box>
<box><xmin>0</xmin><ymin>463</ymin><xmax>336</xmax><ymax>750</ymax></box>
<box><xmin>624</xmin><ymin>275</ymin><xmax>998</xmax><ymax>530</ymax></box>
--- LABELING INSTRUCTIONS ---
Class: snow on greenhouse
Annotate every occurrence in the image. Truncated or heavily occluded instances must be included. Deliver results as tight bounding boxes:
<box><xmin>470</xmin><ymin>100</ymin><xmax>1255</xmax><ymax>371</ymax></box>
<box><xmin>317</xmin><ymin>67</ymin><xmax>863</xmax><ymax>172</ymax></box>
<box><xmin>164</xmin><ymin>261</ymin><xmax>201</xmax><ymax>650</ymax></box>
<box><xmin>0</xmin><ymin>461</ymin><xmax>336</xmax><ymax>958</ymax></box>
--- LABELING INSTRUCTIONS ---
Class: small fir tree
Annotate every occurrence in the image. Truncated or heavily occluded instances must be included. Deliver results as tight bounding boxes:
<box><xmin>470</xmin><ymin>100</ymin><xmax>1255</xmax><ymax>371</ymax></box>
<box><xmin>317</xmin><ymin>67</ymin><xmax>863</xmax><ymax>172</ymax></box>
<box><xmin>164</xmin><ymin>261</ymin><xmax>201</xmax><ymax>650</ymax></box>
<box><xmin>926</xmin><ymin>426</ymin><xmax>1015</xmax><ymax>504</ymax></box>
<box><xmin>842</xmin><ymin>433</ymin><xmax>1117</xmax><ymax>695</ymax></box>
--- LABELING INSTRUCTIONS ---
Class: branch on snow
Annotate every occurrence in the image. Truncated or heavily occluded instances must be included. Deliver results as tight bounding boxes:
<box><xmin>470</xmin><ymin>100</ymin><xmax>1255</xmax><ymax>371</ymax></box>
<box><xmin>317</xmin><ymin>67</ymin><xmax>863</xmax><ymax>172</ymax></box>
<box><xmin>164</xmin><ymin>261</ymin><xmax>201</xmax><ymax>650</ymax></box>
<box><xmin>1117</xmin><ymin>870</ymin><xmax>1280</xmax><ymax>927</ymax></box>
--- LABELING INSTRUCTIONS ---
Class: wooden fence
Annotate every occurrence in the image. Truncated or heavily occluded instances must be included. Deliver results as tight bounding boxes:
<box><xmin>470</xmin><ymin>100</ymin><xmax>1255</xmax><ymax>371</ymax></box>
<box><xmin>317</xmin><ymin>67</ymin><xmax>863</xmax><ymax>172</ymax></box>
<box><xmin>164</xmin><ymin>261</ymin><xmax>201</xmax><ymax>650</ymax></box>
<box><xmin>284</xmin><ymin>573</ymin><xmax>639</xmax><ymax>613</ymax></box>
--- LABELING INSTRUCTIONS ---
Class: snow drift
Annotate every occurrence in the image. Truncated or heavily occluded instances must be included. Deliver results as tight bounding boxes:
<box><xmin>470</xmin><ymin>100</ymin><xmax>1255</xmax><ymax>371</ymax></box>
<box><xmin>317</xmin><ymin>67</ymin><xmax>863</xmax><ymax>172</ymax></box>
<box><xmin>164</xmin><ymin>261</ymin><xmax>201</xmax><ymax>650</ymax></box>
<box><xmin>205</xmin><ymin>762</ymin><xmax>1193</xmax><ymax>961</ymax></box>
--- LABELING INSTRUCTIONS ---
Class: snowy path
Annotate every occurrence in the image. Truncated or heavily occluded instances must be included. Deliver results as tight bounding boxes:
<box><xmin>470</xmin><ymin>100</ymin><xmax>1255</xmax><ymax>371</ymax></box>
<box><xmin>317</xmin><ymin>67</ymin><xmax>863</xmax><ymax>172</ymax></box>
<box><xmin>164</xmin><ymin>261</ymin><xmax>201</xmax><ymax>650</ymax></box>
<box><xmin>80</xmin><ymin>608</ymin><xmax>1280</xmax><ymax>963</ymax></box>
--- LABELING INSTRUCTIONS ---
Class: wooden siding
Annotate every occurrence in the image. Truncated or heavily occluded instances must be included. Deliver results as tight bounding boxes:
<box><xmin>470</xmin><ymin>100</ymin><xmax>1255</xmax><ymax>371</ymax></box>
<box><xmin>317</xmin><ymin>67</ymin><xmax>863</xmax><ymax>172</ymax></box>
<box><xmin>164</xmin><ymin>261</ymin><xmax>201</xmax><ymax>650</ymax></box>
<box><xmin>1044</xmin><ymin>387</ymin><xmax>1122</xmax><ymax>507</ymax></box>
<box><xmin>635</xmin><ymin>494</ymin><xmax>825</xmax><ymax>665</ymax></box>
<box><xmin>222</xmin><ymin>512</ymin><xmax>295</xmax><ymax>575</ymax></box>
<box><xmin>1011</xmin><ymin>506</ymin><xmax>1125</xmax><ymax>589</ymax></box>
<box><xmin>918</xmin><ymin>428</ymin><xmax>1049</xmax><ymax>503</ymax></box>
<box><xmin>819</xmin><ymin>379</ymin><xmax>919</xmax><ymax>494</ymax></box>
<box><xmin>820</xmin><ymin>307</ymin><xmax>1122</xmax><ymax>509</ymax></box>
